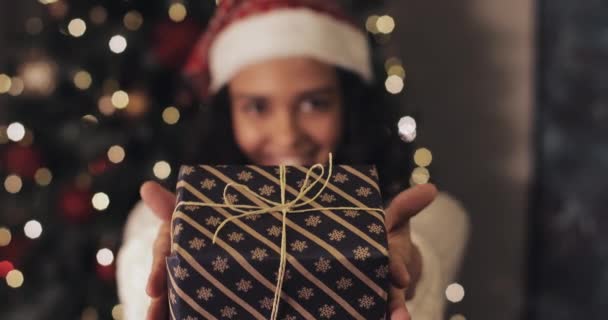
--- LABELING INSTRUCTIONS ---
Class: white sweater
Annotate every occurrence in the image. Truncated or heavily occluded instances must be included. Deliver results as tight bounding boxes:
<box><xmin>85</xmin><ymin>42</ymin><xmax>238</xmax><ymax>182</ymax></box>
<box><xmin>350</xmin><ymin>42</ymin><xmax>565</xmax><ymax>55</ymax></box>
<box><xmin>116</xmin><ymin>192</ymin><xmax>469</xmax><ymax>320</ymax></box>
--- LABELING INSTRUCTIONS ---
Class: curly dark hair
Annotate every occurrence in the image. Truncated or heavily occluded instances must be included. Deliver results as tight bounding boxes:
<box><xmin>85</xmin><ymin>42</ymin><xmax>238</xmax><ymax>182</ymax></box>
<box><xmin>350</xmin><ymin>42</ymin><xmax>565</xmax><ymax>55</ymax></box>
<box><xmin>183</xmin><ymin>63</ymin><xmax>415</xmax><ymax>202</ymax></box>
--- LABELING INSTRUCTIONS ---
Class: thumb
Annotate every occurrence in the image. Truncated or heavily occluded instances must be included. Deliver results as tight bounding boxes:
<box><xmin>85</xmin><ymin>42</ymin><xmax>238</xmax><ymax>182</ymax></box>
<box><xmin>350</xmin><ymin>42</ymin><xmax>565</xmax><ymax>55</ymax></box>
<box><xmin>388</xmin><ymin>285</ymin><xmax>411</xmax><ymax>320</ymax></box>
<box><xmin>385</xmin><ymin>183</ymin><xmax>437</xmax><ymax>233</ymax></box>
<box><xmin>140</xmin><ymin>181</ymin><xmax>176</xmax><ymax>221</ymax></box>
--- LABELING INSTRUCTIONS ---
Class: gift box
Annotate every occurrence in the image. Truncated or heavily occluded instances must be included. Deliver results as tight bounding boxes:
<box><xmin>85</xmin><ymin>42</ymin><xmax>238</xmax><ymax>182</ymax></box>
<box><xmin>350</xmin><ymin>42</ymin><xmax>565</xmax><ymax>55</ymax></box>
<box><xmin>166</xmin><ymin>159</ymin><xmax>390</xmax><ymax>320</ymax></box>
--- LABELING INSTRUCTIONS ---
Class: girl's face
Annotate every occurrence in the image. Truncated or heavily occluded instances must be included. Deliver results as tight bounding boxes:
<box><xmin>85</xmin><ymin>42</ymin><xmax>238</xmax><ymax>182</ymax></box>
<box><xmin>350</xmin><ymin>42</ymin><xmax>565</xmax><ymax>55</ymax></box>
<box><xmin>228</xmin><ymin>57</ymin><xmax>343</xmax><ymax>166</ymax></box>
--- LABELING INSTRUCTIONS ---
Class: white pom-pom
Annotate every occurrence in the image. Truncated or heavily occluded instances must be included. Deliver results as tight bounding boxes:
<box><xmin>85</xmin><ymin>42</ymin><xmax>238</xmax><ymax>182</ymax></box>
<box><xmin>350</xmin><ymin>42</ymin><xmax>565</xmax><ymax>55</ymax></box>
<box><xmin>398</xmin><ymin>116</ymin><xmax>417</xmax><ymax>142</ymax></box>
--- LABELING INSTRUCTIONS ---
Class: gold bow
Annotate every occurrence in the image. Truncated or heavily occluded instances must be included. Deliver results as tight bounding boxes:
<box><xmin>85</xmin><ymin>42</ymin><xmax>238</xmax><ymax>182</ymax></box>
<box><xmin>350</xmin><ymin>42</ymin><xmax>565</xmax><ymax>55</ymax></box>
<box><xmin>174</xmin><ymin>153</ymin><xmax>384</xmax><ymax>319</ymax></box>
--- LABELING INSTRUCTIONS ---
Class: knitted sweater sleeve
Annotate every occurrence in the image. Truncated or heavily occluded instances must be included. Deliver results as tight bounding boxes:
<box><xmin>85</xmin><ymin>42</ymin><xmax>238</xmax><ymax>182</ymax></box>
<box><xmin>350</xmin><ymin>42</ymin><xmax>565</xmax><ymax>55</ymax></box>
<box><xmin>116</xmin><ymin>192</ymin><xmax>469</xmax><ymax>320</ymax></box>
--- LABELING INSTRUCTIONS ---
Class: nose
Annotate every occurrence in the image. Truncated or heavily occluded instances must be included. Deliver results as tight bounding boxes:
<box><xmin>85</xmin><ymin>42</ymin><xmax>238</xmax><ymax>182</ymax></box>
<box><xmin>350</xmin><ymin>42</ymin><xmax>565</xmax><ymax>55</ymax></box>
<box><xmin>271</xmin><ymin>108</ymin><xmax>301</xmax><ymax>149</ymax></box>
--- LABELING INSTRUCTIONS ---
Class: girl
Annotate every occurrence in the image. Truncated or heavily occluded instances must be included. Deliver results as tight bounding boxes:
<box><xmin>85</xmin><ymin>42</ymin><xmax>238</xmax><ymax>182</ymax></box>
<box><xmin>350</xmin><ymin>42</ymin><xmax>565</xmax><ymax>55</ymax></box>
<box><xmin>117</xmin><ymin>1</ymin><xmax>469</xmax><ymax>319</ymax></box>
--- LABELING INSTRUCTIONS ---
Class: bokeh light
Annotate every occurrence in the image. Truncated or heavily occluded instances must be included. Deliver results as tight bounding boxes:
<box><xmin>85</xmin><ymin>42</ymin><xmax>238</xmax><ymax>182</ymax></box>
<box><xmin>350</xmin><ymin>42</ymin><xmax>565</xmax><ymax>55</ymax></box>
<box><xmin>90</xmin><ymin>6</ymin><xmax>107</xmax><ymax>25</ymax></box>
<box><xmin>0</xmin><ymin>74</ymin><xmax>11</xmax><ymax>93</ymax></box>
<box><xmin>24</xmin><ymin>220</ymin><xmax>43</xmax><ymax>239</ymax></box>
<box><xmin>107</xmin><ymin>145</ymin><xmax>125</xmax><ymax>164</ymax></box>
<box><xmin>68</xmin><ymin>18</ymin><xmax>87</xmax><ymax>37</ymax></box>
<box><xmin>123</xmin><ymin>11</ymin><xmax>143</xmax><ymax>31</ymax></box>
<box><xmin>92</xmin><ymin>192</ymin><xmax>110</xmax><ymax>211</ymax></box>
<box><xmin>385</xmin><ymin>75</ymin><xmax>404</xmax><ymax>94</ymax></box>
<box><xmin>111</xmin><ymin>304</ymin><xmax>123</xmax><ymax>320</ymax></box>
<box><xmin>111</xmin><ymin>90</ymin><xmax>129</xmax><ymax>109</ymax></box>
<box><xmin>414</xmin><ymin>148</ymin><xmax>433</xmax><ymax>167</ymax></box>
<box><xmin>162</xmin><ymin>106</ymin><xmax>180</xmax><ymax>125</ymax></box>
<box><xmin>34</xmin><ymin>168</ymin><xmax>53</xmax><ymax>186</ymax></box>
<box><xmin>96</xmin><ymin>248</ymin><xmax>114</xmax><ymax>266</ymax></box>
<box><xmin>376</xmin><ymin>15</ymin><xmax>395</xmax><ymax>34</ymax></box>
<box><xmin>74</xmin><ymin>70</ymin><xmax>92</xmax><ymax>90</ymax></box>
<box><xmin>109</xmin><ymin>35</ymin><xmax>127</xmax><ymax>54</ymax></box>
<box><xmin>7</xmin><ymin>122</ymin><xmax>26</xmax><ymax>142</ymax></box>
<box><xmin>398</xmin><ymin>116</ymin><xmax>417</xmax><ymax>143</ymax></box>
<box><xmin>446</xmin><ymin>283</ymin><xmax>465</xmax><ymax>303</ymax></box>
<box><xmin>169</xmin><ymin>3</ymin><xmax>187</xmax><ymax>22</ymax></box>
<box><xmin>411</xmin><ymin>167</ymin><xmax>431</xmax><ymax>185</ymax></box>
<box><xmin>153</xmin><ymin>161</ymin><xmax>171</xmax><ymax>180</ymax></box>
<box><xmin>6</xmin><ymin>269</ymin><xmax>24</xmax><ymax>288</ymax></box>
<box><xmin>8</xmin><ymin>77</ymin><xmax>25</xmax><ymax>96</ymax></box>
<box><xmin>4</xmin><ymin>175</ymin><xmax>23</xmax><ymax>194</ymax></box>
<box><xmin>365</xmin><ymin>15</ymin><xmax>379</xmax><ymax>34</ymax></box>
<box><xmin>0</xmin><ymin>228</ymin><xmax>11</xmax><ymax>247</ymax></box>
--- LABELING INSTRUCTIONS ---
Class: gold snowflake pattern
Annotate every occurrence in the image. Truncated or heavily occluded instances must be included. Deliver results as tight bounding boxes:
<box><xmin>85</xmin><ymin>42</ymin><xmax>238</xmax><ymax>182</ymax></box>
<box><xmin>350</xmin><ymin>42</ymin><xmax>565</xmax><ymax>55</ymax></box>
<box><xmin>196</xmin><ymin>287</ymin><xmax>214</xmax><ymax>301</ymax></box>
<box><xmin>370</xmin><ymin>167</ymin><xmax>379</xmax><ymax>179</ymax></box>
<box><xmin>298</xmin><ymin>287</ymin><xmax>314</xmax><ymax>300</ymax></box>
<box><xmin>173</xmin><ymin>223</ymin><xmax>184</xmax><ymax>236</ymax></box>
<box><xmin>180</xmin><ymin>166</ymin><xmax>195</xmax><ymax>176</ymax></box>
<box><xmin>227</xmin><ymin>232</ymin><xmax>245</xmax><ymax>243</ymax></box>
<box><xmin>305</xmin><ymin>215</ymin><xmax>322</xmax><ymax>227</ymax></box>
<box><xmin>273</xmin><ymin>167</ymin><xmax>291</xmax><ymax>175</ymax></box>
<box><xmin>189</xmin><ymin>237</ymin><xmax>206</xmax><ymax>250</ymax></box>
<box><xmin>212</xmin><ymin>256</ymin><xmax>230</xmax><ymax>273</ymax></box>
<box><xmin>224</xmin><ymin>193</ymin><xmax>239</xmax><ymax>205</ymax></box>
<box><xmin>319</xmin><ymin>193</ymin><xmax>336</xmax><ymax>203</ymax></box>
<box><xmin>319</xmin><ymin>304</ymin><xmax>336</xmax><ymax>319</ymax></box>
<box><xmin>274</xmin><ymin>269</ymin><xmax>292</xmax><ymax>281</ymax></box>
<box><xmin>251</xmin><ymin>247</ymin><xmax>268</xmax><ymax>261</ymax></box>
<box><xmin>267</xmin><ymin>225</ymin><xmax>282</xmax><ymax>237</ymax></box>
<box><xmin>205</xmin><ymin>216</ymin><xmax>222</xmax><ymax>227</ymax></box>
<box><xmin>220</xmin><ymin>306</ymin><xmax>237</xmax><ymax>319</ymax></box>
<box><xmin>282</xmin><ymin>315</ymin><xmax>297</xmax><ymax>320</ymax></box>
<box><xmin>355</xmin><ymin>186</ymin><xmax>373</xmax><ymax>198</ymax></box>
<box><xmin>290</xmin><ymin>240</ymin><xmax>308</xmax><ymax>252</ymax></box>
<box><xmin>314</xmin><ymin>257</ymin><xmax>331</xmax><ymax>273</ymax></box>
<box><xmin>173</xmin><ymin>265</ymin><xmax>189</xmax><ymax>280</ymax></box>
<box><xmin>237</xmin><ymin>170</ymin><xmax>254</xmax><ymax>182</ymax></box>
<box><xmin>333</xmin><ymin>172</ymin><xmax>349</xmax><ymax>183</ymax></box>
<box><xmin>358</xmin><ymin>295</ymin><xmax>375</xmax><ymax>309</ymax></box>
<box><xmin>183</xmin><ymin>205</ymin><xmax>198</xmax><ymax>212</ymax></box>
<box><xmin>244</xmin><ymin>214</ymin><xmax>261</xmax><ymax>221</ymax></box>
<box><xmin>353</xmin><ymin>246</ymin><xmax>371</xmax><ymax>261</ymax></box>
<box><xmin>258</xmin><ymin>185</ymin><xmax>276</xmax><ymax>196</ymax></box>
<box><xmin>184</xmin><ymin>316</ymin><xmax>198</xmax><ymax>320</ymax></box>
<box><xmin>375</xmin><ymin>265</ymin><xmax>389</xmax><ymax>279</ymax></box>
<box><xmin>235</xmin><ymin>279</ymin><xmax>253</xmax><ymax>292</ymax></box>
<box><xmin>296</xmin><ymin>179</ymin><xmax>307</xmax><ymax>189</ymax></box>
<box><xmin>200</xmin><ymin>178</ymin><xmax>217</xmax><ymax>190</ymax></box>
<box><xmin>336</xmin><ymin>277</ymin><xmax>353</xmax><ymax>290</ymax></box>
<box><xmin>169</xmin><ymin>290</ymin><xmax>177</xmax><ymax>304</ymax></box>
<box><xmin>259</xmin><ymin>297</ymin><xmax>274</xmax><ymax>310</ymax></box>
<box><xmin>368</xmin><ymin>223</ymin><xmax>384</xmax><ymax>235</ymax></box>
<box><xmin>328</xmin><ymin>229</ymin><xmax>346</xmax><ymax>242</ymax></box>
<box><xmin>343</xmin><ymin>210</ymin><xmax>360</xmax><ymax>218</ymax></box>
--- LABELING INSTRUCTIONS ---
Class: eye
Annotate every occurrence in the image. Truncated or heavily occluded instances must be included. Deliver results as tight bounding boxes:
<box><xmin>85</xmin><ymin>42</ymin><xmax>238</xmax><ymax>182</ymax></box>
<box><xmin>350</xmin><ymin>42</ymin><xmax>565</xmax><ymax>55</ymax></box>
<box><xmin>242</xmin><ymin>99</ymin><xmax>268</xmax><ymax>115</ymax></box>
<box><xmin>300</xmin><ymin>97</ymin><xmax>330</xmax><ymax>113</ymax></box>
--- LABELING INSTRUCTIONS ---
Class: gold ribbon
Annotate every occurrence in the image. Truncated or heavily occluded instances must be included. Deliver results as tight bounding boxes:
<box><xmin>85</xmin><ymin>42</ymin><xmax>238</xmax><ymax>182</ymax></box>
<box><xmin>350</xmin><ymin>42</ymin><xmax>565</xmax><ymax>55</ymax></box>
<box><xmin>174</xmin><ymin>153</ymin><xmax>385</xmax><ymax>320</ymax></box>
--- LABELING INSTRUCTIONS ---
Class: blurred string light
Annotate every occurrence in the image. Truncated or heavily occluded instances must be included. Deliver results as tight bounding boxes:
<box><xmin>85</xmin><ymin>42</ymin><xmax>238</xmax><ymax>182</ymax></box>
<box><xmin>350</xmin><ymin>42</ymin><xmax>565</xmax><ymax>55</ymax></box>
<box><xmin>169</xmin><ymin>3</ymin><xmax>188</xmax><ymax>23</ymax></box>
<box><xmin>0</xmin><ymin>227</ymin><xmax>11</xmax><ymax>247</ymax></box>
<box><xmin>38</xmin><ymin>0</ymin><xmax>59</xmax><ymax>4</ymax></box>
<box><xmin>107</xmin><ymin>145</ymin><xmax>126</xmax><ymax>164</ymax></box>
<box><xmin>0</xmin><ymin>74</ymin><xmax>11</xmax><ymax>93</ymax></box>
<box><xmin>98</xmin><ymin>95</ymin><xmax>115</xmax><ymax>116</ymax></box>
<box><xmin>19</xmin><ymin>60</ymin><xmax>56</xmax><ymax>96</ymax></box>
<box><xmin>111</xmin><ymin>90</ymin><xmax>129</xmax><ymax>109</ymax></box>
<box><xmin>9</xmin><ymin>77</ymin><xmax>25</xmax><ymax>96</ymax></box>
<box><xmin>34</xmin><ymin>168</ymin><xmax>53</xmax><ymax>186</ymax></box>
<box><xmin>162</xmin><ymin>106</ymin><xmax>180</xmax><ymax>125</ymax></box>
<box><xmin>153</xmin><ymin>161</ymin><xmax>171</xmax><ymax>180</ymax></box>
<box><xmin>376</xmin><ymin>15</ymin><xmax>395</xmax><ymax>34</ymax></box>
<box><xmin>414</xmin><ymin>148</ymin><xmax>433</xmax><ymax>167</ymax></box>
<box><xmin>446</xmin><ymin>283</ymin><xmax>465</xmax><ymax>303</ymax></box>
<box><xmin>73</xmin><ymin>70</ymin><xmax>92</xmax><ymax>90</ymax></box>
<box><xmin>385</xmin><ymin>75</ymin><xmax>404</xmax><ymax>94</ymax></box>
<box><xmin>92</xmin><ymin>192</ymin><xmax>110</xmax><ymax>211</ymax></box>
<box><xmin>365</xmin><ymin>15</ymin><xmax>379</xmax><ymax>34</ymax></box>
<box><xmin>24</xmin><ymin>220</ymin><xmax>43</xmax><ymax>239</ymax></box>
<box><xmin>385</xmin><ymin>57</ymin><xmax>402</xmax><ymax>70</ymax></box>
<box><xmin>7</xmin><ymin>122</ymin><xmax>26</xmax><ymax>142</ymax></box>
<box><xmin>68</xmin><ymin>18</ymin><xmax>87</xmax><ymax>37</ymax></box>
<box><xmin>112</xmin><ymin>304</ymin><xmax>123</xmax><ymax>320</ymax></box>
<box><xmin>398</xmin><ymin>116</ymin><xmax>417</xmax><ymax>142</ymax></box>
<box><xmin>25</xmin><ymin>17</ymin><xmax>43</xmax><ymax>35</ymax></box>
<box><xmin>123</xmin><ymin>11</ymin><xmax>143</xmax><ymax>31</ymax></box>
<box><xmin>90</xmin><ymin>6</ymin><xmax>107</xmax><ymax>25</ymax></box>
<box><xmin>411</xmin><ymin>167</ymin><xmax>430</xmax><ymax>185</ymax></box>
<box><xmin>4</xmin><ymin>175</ymin><xmax>23</xmax><ymax>194</ymax></box>
<box><xmin>6</xmin><ymin>269</ymin><xmax>24</xmax><ymax>288</ymax></box>
<box><xmin>388</xmin><ymin>64</ymin><xmax>406</xmax><ymax>79</ymax></box>
<box><xmin>82</xmin><ymin>115</ymin><xmax>99</xmax><ymax>124</ymax></box>
<box><xmin>109</xmin><ymin>35</ymin><xmax>127</xmax><ymax>54</ymax></box>
<box><xmin>96</xmin><ymin>248</ymin><xmax>114</xmax><ymax>266</ymax></box>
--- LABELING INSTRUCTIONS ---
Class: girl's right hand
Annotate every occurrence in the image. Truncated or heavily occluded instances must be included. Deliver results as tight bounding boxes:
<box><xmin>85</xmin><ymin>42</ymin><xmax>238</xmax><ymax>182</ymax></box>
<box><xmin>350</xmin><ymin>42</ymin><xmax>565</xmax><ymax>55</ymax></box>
<box><xmin>140</xmin><ymin>181</ymin><xmax>176</xmax><ymax>320</ymax></box>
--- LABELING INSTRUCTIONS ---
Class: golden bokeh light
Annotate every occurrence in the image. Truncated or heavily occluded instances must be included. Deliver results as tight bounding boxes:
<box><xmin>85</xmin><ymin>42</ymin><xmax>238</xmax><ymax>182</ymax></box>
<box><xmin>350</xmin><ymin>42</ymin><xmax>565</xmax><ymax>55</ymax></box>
<box><xmin>74</xmin><ymin>70</ymin><xmax>92</xmax><ymax>90</ymax></box>
<box><xmin>112</xmin><ymin>304</ymin><xmax>123</xmax><ymax>320</ymax></box>
<box><xmin>384</xmin><ymin>57</ymin><xmax>402</xmax><ymax>71</ymax></box>
<box><xmin>107</xmin><ymin>145</ymin><xmax>126</xmax><ymax>164</ymax></box>
<box><xmin>98</xmin><ymin>95</ymin><xmax>115</xmax><ymax>116</ymax></box>
<box><xmin>92</xmin><ymin>192</ymin><xmax>110</xmax><ymax>211</ymax></box>
<box><xmin>162</xmin><ymin>106</ymin><xmax>180</xmax><ymax>125</ymax></box>
<box><xmin>414</xmin><ymin>148</ymin><xmax>433</xmax><ymax>167</ymax></box>
<box><xmin>376</xmin><ymin>15</ymin><xmax>395</xmax><ymax>34</ymax></box>
<box><xmin>153</xmin><ymin>161</ymin><xmax>171</xmax><ymax>180</ymax></box>
<box><xmin>446</xmin><ymin>283</ymin><xmax>465</xmax><ymax>303</ymax></box>
<box><xmin>111</xmin><ymin>90</ymin><xmax>129</xmax><ymax>109</ymax></box>
<box><xmin>6</xmin><ymin>269</ymin><xmax>24</xmax><ymax>288</ymax></box>
<box><xmin>0</xmin><ymin>227</ymin><xmax>11</xmax><ymax>247</ymax></box>
<box><xmin>169</xmin><ymin>3</ymin><xmax>188</xmax><ymax>22</ymax></box>
<box><xmin>35</xmin><ymin>168</ymin><xmax>53</xmax><ymax>186</ymax></box>
<box><xmin>411</xmin><ymin>167</ymin><xmax>430</xmax><ymax>185</ymax></box>
<box><xmin>385</xmin><ymin>75</ymin><xmax>404</xmax><ymax>94</ymax></box>
<box><xmin>123</xmin><ymin>11</ymin><xmax>143</xmax><ymax>31</ymax></box>
<box><xmin>0</xmin><ymin>74</ymin><xmax>11</xmax><ymax>93</ymax></box>
<box><xmin>450</xmin><ymin>314</ymin><xmax>466</xmax><ymax>320</ymax></box>
<box><xmin>365</xmin><ymin>15</ymin><xmax>379</xmax><ymax>34</ymax></box>
<box><xmin>68</xmin><ymin>18</ymin><xmax>87</xmax><ymax>37</ymax></box>
<box><xmin>82</xmin><ymin>115</ymin><xmax>99</xmax><ymax>124</ymax></box>
<box><xmin>387</xmin><ymin>64</ymin><xmax>406</xmax><ymax>79</ymax></box>
<box><xmin>8</xmin><ymin>77</ymin><xmax>24</xmax><ymax>96</ymax></box>
<box><xmin>4</xmin><ymin>175</ymin><xmax>23</xmax><ymax>194</ymax></box>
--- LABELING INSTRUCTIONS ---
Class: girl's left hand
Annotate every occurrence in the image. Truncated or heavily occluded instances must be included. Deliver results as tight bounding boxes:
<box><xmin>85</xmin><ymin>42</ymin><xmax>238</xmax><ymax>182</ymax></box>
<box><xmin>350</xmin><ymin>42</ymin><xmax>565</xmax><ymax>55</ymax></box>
<box><xmin>385</xmin><ymin>183</ymin><xmax>438</xmax><ymax>320</ymax></box>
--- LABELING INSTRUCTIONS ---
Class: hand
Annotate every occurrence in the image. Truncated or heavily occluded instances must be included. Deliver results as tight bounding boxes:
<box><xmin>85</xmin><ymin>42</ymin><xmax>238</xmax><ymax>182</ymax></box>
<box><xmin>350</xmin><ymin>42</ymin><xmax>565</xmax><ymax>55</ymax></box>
<box><xmin>385</xmin><ymin>183</ymin><xmax>438</xmax><ymax>320</ymax></box>
<box><xmin>140</xmin><ymin>181</ymin><xmax>176</xmax><ymax>320</ymax></box>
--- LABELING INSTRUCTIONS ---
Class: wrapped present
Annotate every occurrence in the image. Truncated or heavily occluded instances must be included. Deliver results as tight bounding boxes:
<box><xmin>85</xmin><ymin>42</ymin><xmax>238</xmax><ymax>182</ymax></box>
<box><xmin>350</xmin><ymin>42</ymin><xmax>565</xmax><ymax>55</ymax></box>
<box><xmin>166</xmin><ymin>155</ymin><xmax>390</xmax><ymax>320</ymax></box>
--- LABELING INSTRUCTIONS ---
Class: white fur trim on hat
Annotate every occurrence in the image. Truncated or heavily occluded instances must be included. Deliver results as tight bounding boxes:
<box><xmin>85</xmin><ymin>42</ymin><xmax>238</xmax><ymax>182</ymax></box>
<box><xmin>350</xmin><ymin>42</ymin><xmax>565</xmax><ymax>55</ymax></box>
<box><xmin>208</xmin><ymin>8</ymin><xmax>373</xmax><ymax>93</ymax></box>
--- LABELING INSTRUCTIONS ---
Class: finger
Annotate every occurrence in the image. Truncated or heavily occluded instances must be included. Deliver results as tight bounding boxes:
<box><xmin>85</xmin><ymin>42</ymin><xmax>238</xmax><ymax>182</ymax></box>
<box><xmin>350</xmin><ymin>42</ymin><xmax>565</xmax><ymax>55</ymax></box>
<box><xmin>385</xmin><ymin>183</ymin><xmax>437</xmax><ymax>233</ymax></box>
<box><xmin>140</xmin><ymin>181</ymin><xmax>176</xmax><ymax>221</ymax></box>
<box><xmin>388</xmin><ymin>285</ymin><xmax>411</xmax><ymax>320</ymax></box>
<box><xmin>146</xmin><ymin>223</ymin><xmax>171</xmax><ymax>297</ymax></box>
<box><xmin>388</xmin><ymin>246</ymin><xmax>410</xmax><ymax>289</ymax></box>
<box><xmin>146</xmin><ymin>293</ymin><xmax>168</xmax><ymax>320</ymax></box>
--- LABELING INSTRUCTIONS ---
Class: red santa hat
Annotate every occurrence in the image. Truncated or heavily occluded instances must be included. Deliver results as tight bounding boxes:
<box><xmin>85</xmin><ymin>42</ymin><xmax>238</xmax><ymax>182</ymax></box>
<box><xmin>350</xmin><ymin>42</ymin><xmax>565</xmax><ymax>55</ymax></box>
<box><xmin>183</xmin><ymin>0</ymin><xmax>373</xmax><ymax>99</ymax></box>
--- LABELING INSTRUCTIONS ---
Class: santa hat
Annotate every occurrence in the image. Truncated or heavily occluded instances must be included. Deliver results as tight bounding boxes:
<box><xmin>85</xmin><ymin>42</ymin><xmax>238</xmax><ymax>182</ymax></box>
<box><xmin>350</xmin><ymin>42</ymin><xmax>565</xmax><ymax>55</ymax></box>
<box><xmin>183</xmin><ymin>0</ymin><xmax>373</xmax><ymax>99</ymax></box>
